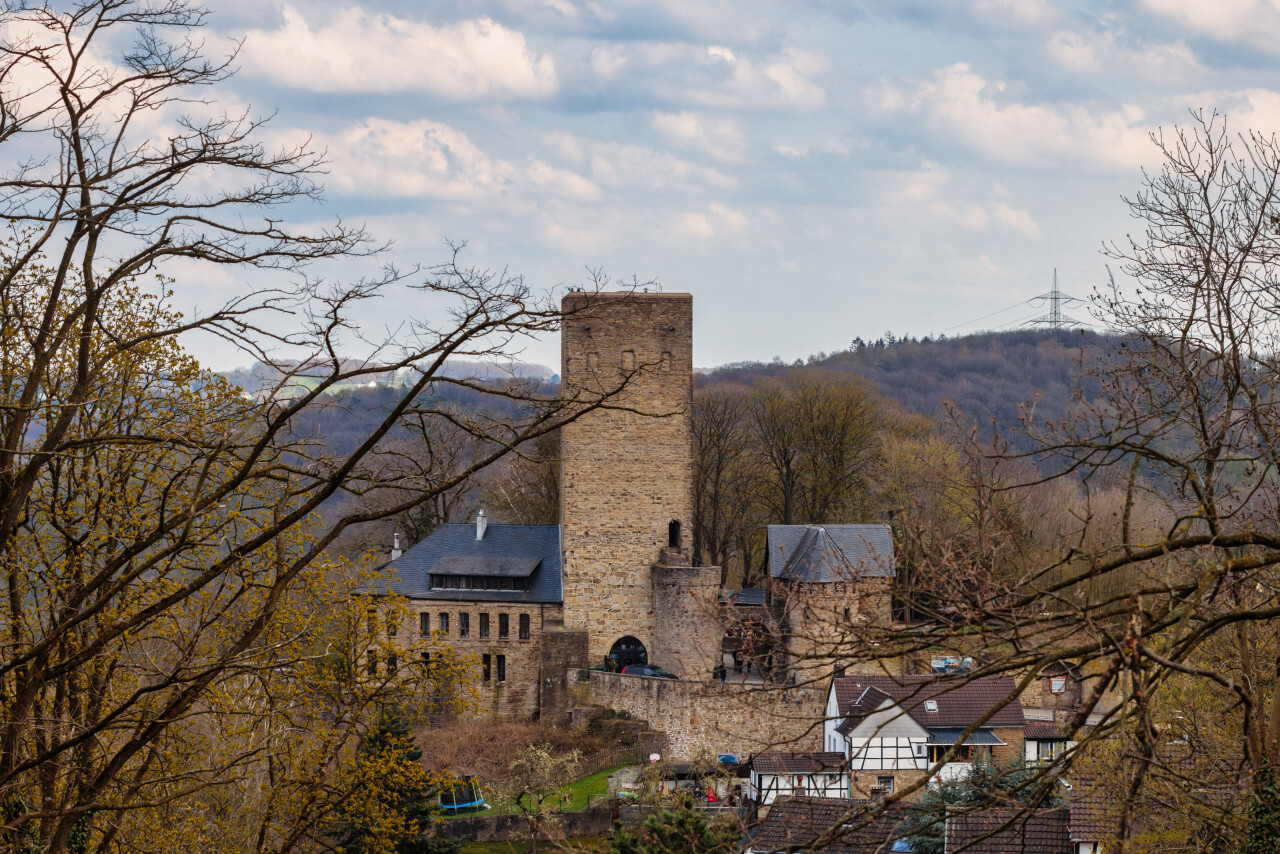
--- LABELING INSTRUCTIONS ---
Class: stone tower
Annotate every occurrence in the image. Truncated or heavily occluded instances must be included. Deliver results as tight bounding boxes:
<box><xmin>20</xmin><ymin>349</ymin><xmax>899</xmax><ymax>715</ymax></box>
<box><xmin>559</xmin><ymin>292</ymin><xmax>695</xmax><ymax>668</ymax></box>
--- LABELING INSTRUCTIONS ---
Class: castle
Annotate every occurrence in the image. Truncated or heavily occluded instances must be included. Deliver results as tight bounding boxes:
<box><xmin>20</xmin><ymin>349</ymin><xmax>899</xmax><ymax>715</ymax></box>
<box><xmin>380</xmin><ymin>291</ymin><xmax>895</xmax><ymax>720</ymax></box>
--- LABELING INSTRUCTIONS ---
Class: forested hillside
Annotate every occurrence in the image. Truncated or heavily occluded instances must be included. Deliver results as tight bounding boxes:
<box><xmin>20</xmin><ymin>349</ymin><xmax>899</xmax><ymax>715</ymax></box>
<box><xmin>704</xmin><ymin>328</ymin><xmax>1115</xmax><ymax>441</ymax></box>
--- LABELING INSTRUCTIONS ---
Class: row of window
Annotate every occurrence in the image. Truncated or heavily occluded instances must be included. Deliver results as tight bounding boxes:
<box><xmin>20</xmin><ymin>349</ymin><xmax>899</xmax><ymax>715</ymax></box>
<box><xmin>415</xmin><ymin>611</ymin><xmax>531</xmax><ymax>640</ymax></box>
<box><xmin>429</xmin><ymin>574</ymin><xmax>528</xmax><ymax>591</ymax></box>
<box><xmin>365</xmin><ymin>650</ymin><xmax>506</xmax><ymax>683</ymax></box>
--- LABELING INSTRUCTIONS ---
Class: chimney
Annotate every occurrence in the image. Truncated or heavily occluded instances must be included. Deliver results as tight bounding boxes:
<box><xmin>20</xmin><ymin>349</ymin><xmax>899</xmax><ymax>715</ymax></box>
<box><xmin>391</xmin><ymin>532</ymin><xmax>402</xmax><ymax>561</ymax></box>
<box><xmin>476</xmin><ymin>509</ymin><xmax>488</xmax><ymax>541</ymax></box>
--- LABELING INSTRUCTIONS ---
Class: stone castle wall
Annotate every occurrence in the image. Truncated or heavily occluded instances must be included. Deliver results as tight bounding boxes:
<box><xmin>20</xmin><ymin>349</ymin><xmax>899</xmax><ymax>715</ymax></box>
<box><xmin>779</xmin><ymin>579</ymin><xmax>895</xmax><ymax>683</ymax></box>
<box><xmin>649</xmin><ymin>561</ymin><xmax>722</xmax><ymax>680</ymax></box>
<box><xmin>580</xmin><ymin>670</ymin><xmax>823</xmax><ymax>760</ymax></box>
<box><xmin>559</xmin><ymin>292</ymin><xmax>695</xmax><ymax>666</ymax></box>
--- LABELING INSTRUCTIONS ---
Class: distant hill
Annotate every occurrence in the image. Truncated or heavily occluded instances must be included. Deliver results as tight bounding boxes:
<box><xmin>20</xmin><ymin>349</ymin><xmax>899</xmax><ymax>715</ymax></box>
<box><xmin>702</xmin><ymin>328</ymin><xmax>1115</xmax><ymax>442</ymax></box>
<box><xmin>222</xmin><ymin>358</ymin><xmax>556</xmax><ymax>399</ymax></box>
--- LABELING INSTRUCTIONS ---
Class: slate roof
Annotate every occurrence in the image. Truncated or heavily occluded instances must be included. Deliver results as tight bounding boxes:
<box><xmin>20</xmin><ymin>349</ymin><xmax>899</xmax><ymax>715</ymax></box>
<box><xmin>380</xmin><ymin>523</ymin><xmax>562</xmax><ymax>603</ymax></box>
<box><xmin>752</xmin><ymin>752</ymin><xmax>848</xmax><ymax>775</ymax></box>
<box><xmin>750</xmin><ymin>796</ymin><xmax>915</xmax><ymax>854</ymax></box>
<box><xmin>767</xmin><ymin>525</ymin><xmax>895</xmax><ymax>582</ymax></box>
<box><xmin>926</xmin><ymin>728</ymin><xmax>1005</xmax><ymax>746</ymax></box>
<box><xmin>832</xmin><ymin>675</ymin><xmax>1025</xmax><ymax>731</ymax></box>
<box><xmin>723</xmin><ymin>587</ymin><xmax>767</xmax><ymax>606</ymax></box>
<box><xmin>945</xmin><ymin>807</ymin><xmax>1071</xmax><ymax>854</ymax></box>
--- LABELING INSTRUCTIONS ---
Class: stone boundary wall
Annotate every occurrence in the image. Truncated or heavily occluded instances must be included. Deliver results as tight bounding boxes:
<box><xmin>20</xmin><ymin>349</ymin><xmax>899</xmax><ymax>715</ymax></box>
<box><xmin>580</xmin><ymin>671</ymin><xmax>824</xmax><ymax>760</ymax></box>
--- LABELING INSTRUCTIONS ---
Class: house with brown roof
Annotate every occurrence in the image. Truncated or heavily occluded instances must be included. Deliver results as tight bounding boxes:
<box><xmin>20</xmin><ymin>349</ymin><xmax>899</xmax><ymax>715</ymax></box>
<box><xmin>824</xmin><ymin>675</ymin><xmax>1026</xmax><ymax>799</ymax></box>
<box><xmin>946</xmin><ymin>807</ymin><xmax>1072</xmax><ymax>853</ymax></box>
<box><xmin>746</xmin><ymin>795</ymin><xmax>915</xmax><ymax>854</ymax></box>
<box><xmin>747</xmin><ymin>752</ymin><xmax>850</xmax><ymax>810</ymax></box>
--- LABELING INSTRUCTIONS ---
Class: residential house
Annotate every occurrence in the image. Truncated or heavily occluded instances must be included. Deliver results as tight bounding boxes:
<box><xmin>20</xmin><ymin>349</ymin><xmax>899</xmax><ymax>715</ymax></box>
<box><xmin>746</xmin><ymin>795</ymin><xmax>915</xmax><ymax>854</ymax></box>
<box><xmin>825</xmin><ymin>675</ymin><xmax>1026</xmax><ymax>799</ymax></box>
<box><xmin>746</xmin><ymin>752</ymin><xmax>850</xmax><ymax>810</ymax></box>
<box><xmin>1024</xmin><ymin>720</ymin><xmax>1076</xmax><ymax>764</ymax></box>
<box><xmin>945</xmin><ymin>807</ymin><xmax>1072</xmax><ymax>853</ymax></box>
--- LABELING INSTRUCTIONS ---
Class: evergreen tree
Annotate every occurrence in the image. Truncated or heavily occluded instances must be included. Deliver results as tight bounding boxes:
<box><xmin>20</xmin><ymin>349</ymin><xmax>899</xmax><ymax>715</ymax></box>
<box><xmin>332</xmin><ymin>713</ymin><xmax>461</xmax><ymax>854</ymax></box>
<box><xmin>900</xmin><ymin>759</ymin><xmax>1066</xmax><ymax>854</ymax></box>
<box><xmin>610</xmin><ymin>793</ymin><xmax>741</xmax><ymax>854</ymax></box>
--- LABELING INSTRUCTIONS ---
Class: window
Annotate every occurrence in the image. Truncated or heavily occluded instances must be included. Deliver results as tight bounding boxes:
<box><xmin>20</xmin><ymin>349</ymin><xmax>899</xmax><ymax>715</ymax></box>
<box><xmin>497</xmin><ymin>654</ymin><xmax>506</xmax><ymax>682</ymax></box>
<box><xmin>421</xmin><ymin>651</ymin><xmax>431</xmax><ymax>667</ymax></box>
<box><xmin>387</xmin><ymin>616</ymin><xmax>396</xmax><ymax>637</ymax></box>
<box><xmin>877</xmin><ymin>776</ymin><xmax>895</xmax><ymax>794</ymax></box>
<box><xmin>479</xmin><ymin>613</ymin><xmax>490</xmax><ymax>639</ymax></box>
<box><xmin>923</xmin><ymin>700</ymin><xmax>938</xmax><ymax>713</ymax></box>
<box><xmin>499</xmin><ymin>613</ymin><xmax>509</xmax><ymax>639</ymax></box>
<box><xmin>419</xmin><ymin>613</ymin><xmax>430</xmax><ymax>635</ymax></box>
<box><xmin>913</xmin><ymin>743</ymin><xmax>927</xmax><ymax>759</ymax></box>
<box><xmin>929</xmin><ymin>745</ymin><xmax>973</xmax><ymax>763</ymax></box>
<box><xmin>1050</xmin><ymin>675</ymin><xmax>1067</xmax><ymax>694</ymax></box>
<box><xmin>668</xmin><ymin>520</ymin><xmax>681</xmax><ymax>548</ymax></box>
<box><xmin>459</xmin><ymin>613</ymin><xmax>470</xmax><ymax>638</ymax></box>
<box><xmin>519</xmin><ymin>613</ymin><xmax>530</xmax><ymax>640</ymax></box>
<box><xmin>482</xmin><ymin>654</ymin><xmax>491</xmax><ymax>682</ymax></box>
<box><xmin>439</xmin><ymin>612</ymin><xmax>450</xmax><ymax>634</ymax></box>
<box><xmin>366</xmin><ymin>651</ymin><xmax>377</xmax><ymax>676</ymax></box>
<box><xmin>387</xmin><ymin>653</ymin><xmax>397</xmax><ymax>673</ymax></box>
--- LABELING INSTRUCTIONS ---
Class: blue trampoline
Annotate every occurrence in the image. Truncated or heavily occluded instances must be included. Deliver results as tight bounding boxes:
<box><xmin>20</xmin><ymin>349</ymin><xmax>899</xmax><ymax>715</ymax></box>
<box><xmin>439</xmin><ymin>776</ymin><xmax>486</xmax><ymax>812</ymax></box>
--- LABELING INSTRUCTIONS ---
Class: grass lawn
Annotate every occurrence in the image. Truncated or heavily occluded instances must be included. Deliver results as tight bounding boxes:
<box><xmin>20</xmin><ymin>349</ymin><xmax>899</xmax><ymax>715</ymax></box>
<box><xmin>460</xmin><ymin>835</ymin><xmax>610</xmax><ymax>854</ymax></box>
<box><xmin>469</xmin><ymin>765</ymin><xmax>627</xmax><ymax>817</ymax></box>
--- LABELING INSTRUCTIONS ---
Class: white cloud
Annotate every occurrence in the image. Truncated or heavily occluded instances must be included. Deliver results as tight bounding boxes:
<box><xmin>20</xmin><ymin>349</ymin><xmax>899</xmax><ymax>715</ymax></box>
<box><xmin>1140</xmin><ymin>0</ymin><xmax>1280</xmax><ymax>49</ymax></box>
<box><xmin>991</xmin><ymin>202</ymin><xmax>1045</xmax><ymax>240</ymax></box>
<box><xmin>1046</xmin><ymin>28</ymin><xmax>1201</xmax><ymax>81</ymax></box>
<box><xmin>636</xmin><ymin>43</ymin><xmax>829</xmax><ymax>111</ymax></box>
<box><xmin>652</xmin><ymin>111</ymin><xmax>747</xmax><ymax>161</ymax></box>
<box><xmin>243</xmin><ymin>7</ymin><xmax>557</xmax><ymax>98</ymax></box>
<box><xmin>871</xmin><ymin>163</ymin><xmax>1044</xmax><ymax>240</ymax></box>
<box><xmin>910</xmin><ymin>63</ymin><xmax>1151</xmax><ymax>169</ymax></box>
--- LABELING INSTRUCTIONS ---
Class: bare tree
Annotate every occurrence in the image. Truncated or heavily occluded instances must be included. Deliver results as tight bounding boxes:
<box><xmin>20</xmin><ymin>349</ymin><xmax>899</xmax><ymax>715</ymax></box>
<box><xmin>0</xmin><ymin>3</ymin><xmax>644</xmax><ymax>851</ymax></box>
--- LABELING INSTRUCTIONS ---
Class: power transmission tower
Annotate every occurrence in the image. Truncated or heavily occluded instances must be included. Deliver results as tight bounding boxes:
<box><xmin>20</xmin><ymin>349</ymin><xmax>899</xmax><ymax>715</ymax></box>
<box><xmin>1026</xmin><ymin>269</ymin><xmax>1084</xmax><ymax>328</ymax></box>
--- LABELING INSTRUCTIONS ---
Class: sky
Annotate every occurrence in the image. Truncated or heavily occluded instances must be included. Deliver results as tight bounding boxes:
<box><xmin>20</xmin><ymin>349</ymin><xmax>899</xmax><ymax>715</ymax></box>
<box><xmin>117</xmin><ymin>1</ymin><xmax>1280</xmax><ymax>369</ymax></box>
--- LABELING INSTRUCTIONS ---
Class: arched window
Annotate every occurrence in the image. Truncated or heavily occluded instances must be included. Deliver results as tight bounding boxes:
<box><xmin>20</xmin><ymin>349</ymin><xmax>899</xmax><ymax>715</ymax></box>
<box><xmin>668</xmin><ymin>520</ymin><xmax>681</xmax><ymax>549</ymax></box>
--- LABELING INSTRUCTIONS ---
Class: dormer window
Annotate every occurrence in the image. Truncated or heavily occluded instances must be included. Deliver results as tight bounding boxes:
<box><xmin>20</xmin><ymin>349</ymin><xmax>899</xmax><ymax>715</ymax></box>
<box><xmin>924</xmin><ymin>700</ymin><xmax>938</xmax><ymax>713</ymax></box>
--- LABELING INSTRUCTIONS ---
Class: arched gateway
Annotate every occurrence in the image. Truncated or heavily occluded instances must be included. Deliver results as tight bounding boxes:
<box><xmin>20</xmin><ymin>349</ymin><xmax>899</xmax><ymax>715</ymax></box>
<box><xmin>607</xmin><ymin>636</ymin><xmax>648</xmax><ymax>670</ymax></box>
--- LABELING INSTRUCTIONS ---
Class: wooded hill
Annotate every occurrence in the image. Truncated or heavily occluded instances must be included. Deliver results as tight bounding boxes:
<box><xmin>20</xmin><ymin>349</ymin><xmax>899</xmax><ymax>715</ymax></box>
<box><xmin>703</xmin><ymin>328</ymin><xmax>1114</xmax><ymax>446</ymax></box>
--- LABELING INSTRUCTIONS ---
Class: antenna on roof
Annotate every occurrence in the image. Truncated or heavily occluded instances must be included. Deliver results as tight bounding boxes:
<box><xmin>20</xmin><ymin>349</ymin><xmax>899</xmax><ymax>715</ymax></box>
<box><xmin>391</xmin><ymin>532</ymin><xmax>402</xmax><ymax>561</ymax></box>
<box><xmin>476</xmin><ymin>509</ymin><xmax>488</xmax><ymax>541</ymax></box>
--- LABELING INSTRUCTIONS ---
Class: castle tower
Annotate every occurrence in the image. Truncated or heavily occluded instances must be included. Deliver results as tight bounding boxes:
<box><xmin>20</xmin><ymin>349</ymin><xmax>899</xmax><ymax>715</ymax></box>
<box><xmin>559</xmin><ymin>292</ymin><xmax>695</xmax><ymax>668</ymax></box>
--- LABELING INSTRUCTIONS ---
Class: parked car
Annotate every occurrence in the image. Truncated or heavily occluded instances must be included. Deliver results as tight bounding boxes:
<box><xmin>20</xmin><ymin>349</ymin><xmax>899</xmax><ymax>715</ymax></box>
<box><xmin>621</xmin><ymin>664</ymin><xmax>679</xmax><ymax>680</ymax></box>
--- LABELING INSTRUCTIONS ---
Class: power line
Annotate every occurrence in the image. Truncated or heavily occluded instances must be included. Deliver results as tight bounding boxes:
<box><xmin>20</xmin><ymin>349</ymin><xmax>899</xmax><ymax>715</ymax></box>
<box><xmin>1025</xmin><ymin>269</ymin><xmax>1084</xmax><ymax>329</ymax></box>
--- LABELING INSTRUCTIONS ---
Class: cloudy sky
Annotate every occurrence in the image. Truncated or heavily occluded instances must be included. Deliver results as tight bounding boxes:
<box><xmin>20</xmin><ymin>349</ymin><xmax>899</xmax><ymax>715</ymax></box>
<box><xmin>166</xmin><ymin>1</ymin><xmax>1280</xmax><ymax>369</ymax></box>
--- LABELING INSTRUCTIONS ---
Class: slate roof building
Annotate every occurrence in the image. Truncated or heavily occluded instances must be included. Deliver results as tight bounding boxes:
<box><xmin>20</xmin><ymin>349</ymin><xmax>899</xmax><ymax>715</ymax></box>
<box><xmin>372</xmin><ymin>292</ymin><xmax>722</xmax><ymax>718</ymax></box>
<box><xmin>761</xmin><ymin>524</ymin><xmax>897</xmax><ymax>683</ymax></box>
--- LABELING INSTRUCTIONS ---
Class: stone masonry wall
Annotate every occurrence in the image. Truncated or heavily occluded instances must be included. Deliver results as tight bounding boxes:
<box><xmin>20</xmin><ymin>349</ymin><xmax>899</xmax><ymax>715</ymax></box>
<box><xmin>650</xmin><ymin>562</ymin><xmax>722</xmax><ymax>680</ymax></box>
<box><xmin>393</xmin><ymin>601</ymin><xmax>563</xmax><ymax>718</ymax></box>
<box><xmin>581</xmin><ymin>670</ymin><xmax>822</xmax><ymax>760</ymax></box>
<box><xmin>778</xmin><ymin>579</ymin><xmax>895</xmax><ymax>683</ymax></box>
<box><xmin>559</xmin><ymin>292</ymin><xmax>695</xmax><ymax>666</ymax></box>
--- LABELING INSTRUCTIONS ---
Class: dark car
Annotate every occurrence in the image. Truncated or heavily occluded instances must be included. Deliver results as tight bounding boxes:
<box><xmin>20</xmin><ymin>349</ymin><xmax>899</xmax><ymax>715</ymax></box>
<box><xmin>621</xmin><ymin>664</ymin><xmax>679</xmax><ymax>680</ymax></box>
